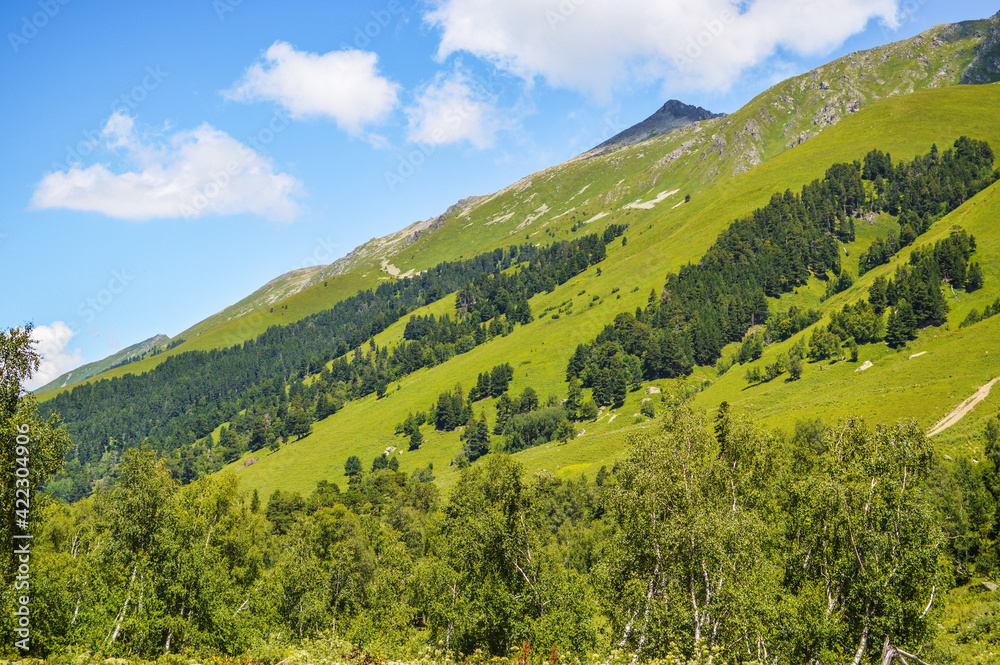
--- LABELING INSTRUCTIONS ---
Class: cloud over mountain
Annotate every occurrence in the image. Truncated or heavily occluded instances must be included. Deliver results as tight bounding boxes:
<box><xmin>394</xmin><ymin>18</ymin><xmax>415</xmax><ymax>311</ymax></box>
<box><xmin>425</xmin><ymin>0</ymin><xmax>900</xmax><ymax>97</ymax></box>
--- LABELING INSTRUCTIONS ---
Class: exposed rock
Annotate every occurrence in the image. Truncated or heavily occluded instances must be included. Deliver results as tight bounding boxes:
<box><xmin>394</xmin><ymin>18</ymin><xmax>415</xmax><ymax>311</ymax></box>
<box><xmin>589</xmin><ymin>100</ymin><xmax>725</xmax><ymax>155</ymax></box>
<box><xmin>961</xmin><ymin>11</ymin><xmax>1000</xmax><ymax>83</ymax></box>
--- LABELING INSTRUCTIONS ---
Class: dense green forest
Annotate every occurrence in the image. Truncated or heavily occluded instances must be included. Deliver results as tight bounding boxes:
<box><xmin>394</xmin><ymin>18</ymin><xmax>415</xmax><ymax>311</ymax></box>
<box><xmin>40</xmin><ymin>225</ymin><xmax>627</xmax><ymax>497</ymax></box>
<box><xmin>39</xmin><ymin>140</ymin><xmax>998</xmax><ymax>501</ymax></box>
<box><xmin>568</xmin><ymin>139</ymin><xmax>997</xmax><ymax>399</ymax></box>
<box><xmin>5</xmin><ymin>321</ymin><xmax>1000</xmax><ymax>664</ymax></box>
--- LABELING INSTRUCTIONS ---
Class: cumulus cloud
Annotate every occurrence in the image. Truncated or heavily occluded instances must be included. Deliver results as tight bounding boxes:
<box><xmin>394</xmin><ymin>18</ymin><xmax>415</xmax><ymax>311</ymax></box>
<box><xmin>424</xmin><ymin>0</ymin><xmax>900</xmax><ymax>97</ymax></box>
<box><xmin>225</xmin><ymin>41</ymin><xmax>400</xmax><ymax>133</ymax></box>
<box><xmin>406</xmin><ymin>70</ymin><xmax>499</xmax><ymax>148</ymax></box>
<box><xmin>31</xmin><ymin>111</ymin><xmax>304</xmax><ymax>222</ymax></box>
<box><xmin>24</xmin><ymin>322</ymin><xmax>83</xmax><ymax>392</ymax></box>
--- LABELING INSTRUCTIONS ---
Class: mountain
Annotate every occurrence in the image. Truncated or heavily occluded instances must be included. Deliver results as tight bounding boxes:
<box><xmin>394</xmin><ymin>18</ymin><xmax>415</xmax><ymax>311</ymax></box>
<box><xmin>36</xmin><ymin>13</ymin><xmax>996</xmax><ymax>400</ymax></box>
<box><xmin>27</xmin><ymin>13</ymin><xmax>1000</xmax><ymax>662</ymax></box>
<box><xmin>587</xmin><ymin>99</ymin><xmax>724</xmax><ymax>155</ymax></box>
<box><xmin>34</xmin><ymin>333</ymin><xmax>168</xmax><ymax>393</ymax></box>
<box><xmin>38</xmin><ymin>13</ymin><xmax>1000</xmax><ymax>479</ymax></box>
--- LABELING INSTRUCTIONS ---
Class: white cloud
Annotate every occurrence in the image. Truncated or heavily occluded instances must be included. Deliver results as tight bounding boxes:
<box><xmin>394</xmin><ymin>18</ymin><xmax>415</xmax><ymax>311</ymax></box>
<box><xmin>225</xmin><ymin>41</ymin><xmax>400</xmax><ymax>133</ymax></box>
<box><xmin>424</xmin><ymin>0</ymin><xmax>900</xmax><ymax>97</ymax></box>
<box><xmin>406</xmin><ymin>70</ymin><xmax>499</xmax><ymax>148</ymax></box>
<box><xmin>31</xmin><ymin>111</ymin><xmax>304</xmax><ymax>222</ymax></box>
<box><xmin>24</xmin><ymin>322</ymin><xmax>83</xmax><ymax>392</ymax></box>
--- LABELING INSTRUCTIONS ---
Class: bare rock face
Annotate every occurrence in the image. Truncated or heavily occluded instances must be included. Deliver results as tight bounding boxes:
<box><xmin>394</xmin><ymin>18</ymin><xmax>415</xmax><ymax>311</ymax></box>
<box><xmin>590</xmin><ymin>100</ymin><xmax>725</xmax><ymax>154</ymax></box>
<box><xmin>961</xmin><ymin>11</ymin><xmax>1000</xmax><ymax>83</ymax></box>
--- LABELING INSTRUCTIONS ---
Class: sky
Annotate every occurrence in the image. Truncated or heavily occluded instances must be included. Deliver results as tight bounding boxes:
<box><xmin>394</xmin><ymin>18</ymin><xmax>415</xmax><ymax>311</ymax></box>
<box><xmin>0</xmin><ymin>0</ymin><xmax>995</xmax><ymax>390</ymax></box>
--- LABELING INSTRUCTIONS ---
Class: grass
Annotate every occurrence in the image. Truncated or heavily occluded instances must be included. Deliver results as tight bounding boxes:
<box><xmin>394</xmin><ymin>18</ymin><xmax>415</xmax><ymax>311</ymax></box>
<box><xmin>228</xmin><ymin>83</ymin><xmax>1000</xmax><ymax>500</ymax></box>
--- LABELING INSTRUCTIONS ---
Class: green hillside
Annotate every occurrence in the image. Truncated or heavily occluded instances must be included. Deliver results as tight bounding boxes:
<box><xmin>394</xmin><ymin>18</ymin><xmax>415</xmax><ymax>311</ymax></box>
<box><xmin>230</xmin><ymin>82</ymin><xmax>1000</xmax><ymax>498</ymax></box>
<box><xmin>17</xmin><ymin>15</ymin><xmax>1000</xmax><ymax>665</ymax></box>
<box><xmin>34</xmin><ymin>14</ymin><xmax>999</xmax><ymax>402</ymax></box>
<box><xmin>32</xmin><ymin>333</ymin><xmax>168</xmax><ymax>393</ymax></box>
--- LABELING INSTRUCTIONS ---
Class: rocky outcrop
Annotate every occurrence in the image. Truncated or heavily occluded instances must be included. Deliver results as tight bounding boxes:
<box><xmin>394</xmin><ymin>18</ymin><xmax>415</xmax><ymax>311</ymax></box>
<box><xmin>588</xmin><ymin>100</ymin><xmax>725</xmax><ymax>155</ymax></box>
<box><xmin>961</xmin><ymin>11</ymin><xmax>1000</xmax><ymax>83</ymax></box>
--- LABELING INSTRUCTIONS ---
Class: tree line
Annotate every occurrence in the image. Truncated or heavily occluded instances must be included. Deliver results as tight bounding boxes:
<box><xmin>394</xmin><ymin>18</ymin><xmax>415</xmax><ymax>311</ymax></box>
<box><xmin>568</xmin><ymin>139</ymin><xmax>995</xmax><ymax>392</ymax></box>
<box><xmin>40</xmin><ymin>224</ymin><xmax>627</xmax><ymax>496</ymax></box>
<box><xmin>10</xmin><ymin>386</ymin><xmax>1000</xmax><ymax>664</ymax></box>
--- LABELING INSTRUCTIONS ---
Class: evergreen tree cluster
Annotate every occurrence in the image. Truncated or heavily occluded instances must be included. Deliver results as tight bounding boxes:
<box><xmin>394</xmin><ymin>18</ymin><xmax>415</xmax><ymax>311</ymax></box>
<box><xmin>765</xmin><ymin>305</ymin><xmax>823</xmax><ymax>342</ymax></box>
<box><xmin>469</xmin><ymin>362</ymin><xmax>514</xmax><ymax>400</ymax></box>
<box><xmin>570</xmin><ymin>140</ymin><xmax>993</xmax><ymax>384</ymax></box>
<box><xmin>42</xmin><ymin>223</ymin><xmax>628</xmax><ymax>491</ymax></box>
<box><xmin>960</xmin><ymin>295</ymin><xmax>1000</xmax><ymax>328</ymax></box>
<box><xmin>857</xmin><ymin>138</ymin><xmax>997</xmax><ymax>274</ymax></box>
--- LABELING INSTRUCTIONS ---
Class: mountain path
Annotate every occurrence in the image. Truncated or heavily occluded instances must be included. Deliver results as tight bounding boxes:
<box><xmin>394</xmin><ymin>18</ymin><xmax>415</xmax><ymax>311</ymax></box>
<box><xmin>927</xmin><ymin>376</ymin><xmax>1000</xmax><ymax>437</ymax></box>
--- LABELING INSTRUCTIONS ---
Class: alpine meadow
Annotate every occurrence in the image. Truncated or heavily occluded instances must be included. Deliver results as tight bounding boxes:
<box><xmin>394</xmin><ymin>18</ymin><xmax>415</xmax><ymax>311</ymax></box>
<box><xmin>6</xmin><ymin>5</ymin><xmax>1000</xmax><ymax>665</ymax></box>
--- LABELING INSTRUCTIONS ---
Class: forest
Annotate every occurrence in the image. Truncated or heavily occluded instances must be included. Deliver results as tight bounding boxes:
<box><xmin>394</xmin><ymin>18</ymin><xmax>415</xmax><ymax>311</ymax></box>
<box><xmin>40</xmin><ymin>224</ymin><xmax>626</xmax><ymax>497</ymax></box>
<box><xmin>568</xmin><ymin>138</ymin><xmax>997</xmax><ymax>399</ymax></box>
<box><xmin>6</xmin><ymin>138</ymin><xmax>999</xmax><ymax>664</ymax></box>
<box><xmin>4</xmin><ymin>321</ymin><xmax>1000</xmax><ymax>665</ymax></box>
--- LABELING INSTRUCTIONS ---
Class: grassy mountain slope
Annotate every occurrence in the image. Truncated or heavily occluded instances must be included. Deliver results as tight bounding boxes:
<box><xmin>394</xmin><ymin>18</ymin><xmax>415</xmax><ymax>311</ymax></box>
<box><xmin>35</xmin><ymin>14</ymin><xmax>998</xmax><ymax>403</ymax></box>
<box><xmin>230</xmin><ymin>83</ymin><xmax>1000</xmax><ymax>498</ymax></box>
<box><xmin>33</xmin><ymin>333</ymin><xmax>168</xmax><ymax>393</ymax></box>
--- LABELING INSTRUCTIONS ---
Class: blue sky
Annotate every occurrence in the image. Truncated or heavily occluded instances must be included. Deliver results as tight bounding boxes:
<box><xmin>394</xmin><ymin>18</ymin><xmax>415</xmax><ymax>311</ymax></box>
<box><xmin>1</xmin><ymin>0</ymin><xmax>994</xmax><ymax>388</ymax></box>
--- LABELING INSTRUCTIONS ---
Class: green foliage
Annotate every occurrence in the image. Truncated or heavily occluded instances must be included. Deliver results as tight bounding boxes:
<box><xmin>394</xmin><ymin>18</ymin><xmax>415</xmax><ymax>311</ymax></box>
<box><xmin>640</xmin><ymin>399</ymin><xmax>656</xmax><ymax>418</ymax></box>
<box><xmin>459</xmin><ymin>411</ymin><xmax>491</xmax><ymax>462</ymax></box>
<box><xmin>40</xmin><ymin>225</ymin><xmax>628</xmax><ymax>489</ymax></box>
<box><xmin>500</xmin><ymin>407</ymin><xmax>572</xmax><ymax>453</ymax></box>
<box><xmin>571</xmin><ymin>140</ymin><xmax>992</xmax><ymax>383</ymax></box>
<box><xmin>0</xmin><ymin>326</ymin><xmax>72</xmax><ymax>650</ymax></box>
<box><xmin>820</xmin><ymin>269</ymin><xmax>854</xmax><ymax>301</ymax></box>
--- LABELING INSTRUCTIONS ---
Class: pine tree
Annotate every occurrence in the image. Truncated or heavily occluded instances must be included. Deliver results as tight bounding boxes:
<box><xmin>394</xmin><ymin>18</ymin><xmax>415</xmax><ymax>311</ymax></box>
<box><xmin>409</xmin><ymin>426</ymin><xmax>423</xmax><ymax>451</ymax></box>
<box><xmin>461</xmin><ymin>412</ymin><xmax>491</xmax><ymax>462</ymax></box>
<box><xmin>966</xmin><ymin>262</ymin><xmax>984</xmax><ymax>291</ymax></box>
<box><xmin>886</xmin><ymin>299</ymin><xmax>916</xmax><ymax>348</ymax></box>
<box><xmin>868</xmin><ymin>276</ymin><xmax>888</xmax><ymax>314</ymax></box>
<box><xmin>565</xmin><ymin>377</ymin><xmax>582</xmax><ymax>420</ymax></box>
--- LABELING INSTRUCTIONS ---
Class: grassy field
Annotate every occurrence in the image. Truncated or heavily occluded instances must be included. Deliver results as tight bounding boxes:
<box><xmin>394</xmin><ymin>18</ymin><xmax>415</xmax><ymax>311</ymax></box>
<box><xmin>229</xmin><ymin>83</ymin><xmax>1000</xmax><ymax>499</ymax></box>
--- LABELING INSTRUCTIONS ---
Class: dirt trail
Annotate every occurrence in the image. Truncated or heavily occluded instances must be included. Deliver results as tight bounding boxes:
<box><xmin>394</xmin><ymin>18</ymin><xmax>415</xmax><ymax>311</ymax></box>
<box><xmin>927</xmin><ymin>376</ymin><xmax>1000</xmax><ymax>437</ymax></box>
